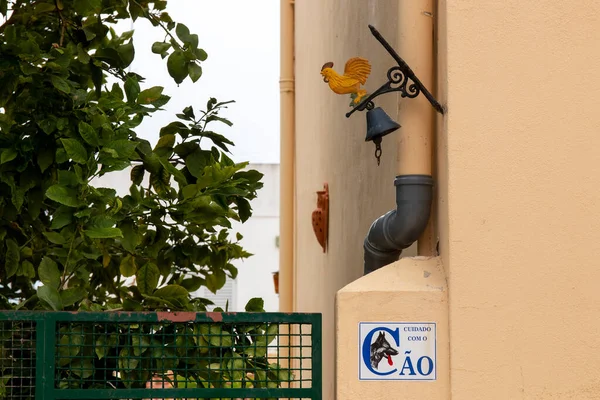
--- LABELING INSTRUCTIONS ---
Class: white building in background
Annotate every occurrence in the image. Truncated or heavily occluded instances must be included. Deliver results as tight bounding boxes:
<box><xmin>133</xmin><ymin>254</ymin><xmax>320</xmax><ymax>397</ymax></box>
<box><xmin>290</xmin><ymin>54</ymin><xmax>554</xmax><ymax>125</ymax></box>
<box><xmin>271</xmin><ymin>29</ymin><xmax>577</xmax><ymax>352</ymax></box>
<box><xmin>193</xmin><ymin>163</ymin><xmax>280</xmax><ymax>312</ymax></box>
<box><xmin>94</xmin><ymin>163</ymin><xmax>280</xmax><ymax>312</ymax></box>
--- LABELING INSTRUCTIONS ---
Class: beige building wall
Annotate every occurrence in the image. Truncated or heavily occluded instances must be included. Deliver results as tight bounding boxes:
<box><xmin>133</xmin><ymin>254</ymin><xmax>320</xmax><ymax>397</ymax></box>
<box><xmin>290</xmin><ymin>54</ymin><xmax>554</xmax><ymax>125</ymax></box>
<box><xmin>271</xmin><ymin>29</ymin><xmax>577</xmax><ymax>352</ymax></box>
<box><xmin>291</xmin><ymin>0</ymin><xmax>600</xmax><ymax>399</ymax></box>
<box><xmin>441</xmin><ymin>0</ymin><xmax>600</xmax><ymax>398</ymax></box>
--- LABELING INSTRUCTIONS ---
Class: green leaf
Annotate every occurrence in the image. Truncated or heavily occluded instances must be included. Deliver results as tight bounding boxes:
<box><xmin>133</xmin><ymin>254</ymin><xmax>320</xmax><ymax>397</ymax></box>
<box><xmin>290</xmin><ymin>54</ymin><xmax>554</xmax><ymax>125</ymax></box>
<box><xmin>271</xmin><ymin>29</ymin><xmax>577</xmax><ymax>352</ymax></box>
<box><xmin>37</xmin><ymin>147</ymin><xmax>54</xmax><ymax>172</ymax></box>
<box><xmin>38</xmin><ymin>118</ymin><xmax>57</xmax><ymax>134</ymax></box>
<box><xmin>188</xmin><ymin>63</ymin><xmax>202</xmax><ymax>82</ymax></box>
<box><xmin>119</xmin><ymin>254</ymin><xmax>137</xmax><ymax>277</ymax></box>
<box><xmin>167</xmin><ymin>50</ymin><xmax>188</xmax><ymax>84</ymax></box>
<box><xmin>181</xmin><ymin>105</ymin><xmax>195</xmax><ymax>120</ymax></box>
<box><xmin>34</xmin><ymin>2</ymin><xmax>56</xmax><ymax>13</ymax></box>
<box><xmin>28</xmin><ymin>188</ymin><xmax>44</xmax><ymax>219</ymax></box>
<box><xmin>151</xmin><ymin>42</ymin><xmax>171</xmax><ymax>54</ymax></box>
<box><xmin>160</xmin><ymin>121</ymin><xmax>188</xmax><ymax>137</ymax></box>
<box><xmin>60</xmin><ymin>287</ymin><xmax>86</xmax><ymax>307</ymax></box>
<box><xmin>117</xmin><ymin>42</ymin><xmax>135</xmax><ymax>68</ymax></box>
<box><xmin>195</xmin><ymin>48</ymin><xmax>208</xmax><ymax>61</ymax></box>
<box><xmin>118</xmin><ymin>348</ymin><xmax>139</xmax><ymax>370</ymax></box>
<box><xmin>46</xmin><ymin>185</ymin><xmax>80</xmax><ymax>207</ymax></box>
<box><xmin>187</xmin><ymin>34</ymin><xmax>199</xmax><ymax>51</ymax></box>
<box><xmin>205</xmin><ymin>270</ymin><xmax>226</xmax><ymax>294</ymax></box>
<box><xmin>56</xmin><ymin>148</ymin><xmax>68</xmax><ymax>164</ymax></box>
<box><xmin>38</xmin><ymin>257</ymin><xmax>61</xmax><ymax>289</ymax></box>
<box><xmin>58</xmin><ymin>170</ymin><xmax>78</xmax><ymax>187</ymax></box>
<box><xmin>84</xmin><ymin>227</ymin><xmax>123</xmax><ymax>239</ymax></box>
<box><xmin>185</xmin><ymin>148</ymin><xmax>210</xmax><ymax>178</ymax></box>
<box><xmin>106</xmin><ymin>140</ymin><xmax>138</xmax><ymax>158</ymax></box>
<box><xmin>235</xmin><ymin>169</ymin><xmax>264</xmax><ymax>184</ymax></box>
<box><xmin>77</xmin><ymin>45</ymin><xmax>91</xmax><ymax>64</ymax></box>
<box><xmin>70</xmin><ymin>358</ymin><xmax>94</xmax><ymax>378</ymax></box>
<box><xmin>42</xmin><ymin>231</ymin><xmax>66</xmax><ymax>245</ymax></box>
<box><xmin>224</xmin><ymin>263</ymin><xmax>238</xmax><ymax>279</ymax></box>
<box><xmin>1</xmin><ymin>148</ymin><xmax>17</xmax><ymax>164</ymax></box>
<box><xmin>95</xmin><ymin>334</ymin><xmax>118</xmax><ymax>359</ymax></box>
<box><xmin>245</xmin><ymin>297</ymin><xmax>265</xmax><ymax>312</ymax></box>
<box><xmin>58</xmin><ymin>333</ymin><xmax>83</xmax><ymax>365</ymax></box>
<box><xmin>20</xmin><ymin>245</ymin><xmax>32</xmax><ymax>258</ymax></box>
<box><xmin>131</xmin><ymin>335</ymin><xmax>150</xmax><ymax>356</ymax></box>
<box><xmin>20</xmin><ymin>260</ymin><xmax>36</xmax><ymax>278</ymax></box>
<box><xmin>150</xmin><ymin>170</ymin><xmax>171</xmax><ymax>199</ymax></box>
<box><xmin>175</xmin><ymin>23</ymin><xmax>191</xmax><ymax>42</ymax></box>
<box><xmin>269</xmin><ymin>363</ymin><xmax>294</xmax><ymax>382</ymax></box>
<box><xmin>51</xmin><ymin>206</ymin><xmax>73</xmax><ymax>229</ymax></box>
<box><xmin>154</xmin><ymin>133</ymin><xmax>175</xmax><ymax>151</ymax></box>
<box><xmin>137</xmin><ymin>86</ymin><xmax>164</xmax><ymax>104</ymax></box>
<box><xmin>130</xmin><ymin>165</ymin><xmax>145</xmax><ymax>185</ymax></box>
<box><xmin>88</xmin><ymin>215</ymin><xmax>116</xmax><ymax>229</ymax></box>
<box><xmin>74</xmin><ymin>209</ymin><xmax>92</xmax><ymax>218</ymax></box>
<box><xmin>151</xmin><ymin>346</ymin><xmax>177</xmax><ymax>370</ymax></box>
<box><xmin>5</xmin><ymin>239</ymin><xmax>19</xmax><ymax>278</ymax></box>
<box><xmin>236</xmin><ymin>198</ymin><xmax>252</xmax><ymax>222</ymax></box>
<box><xmin>207</xmin><ymin>115</ymin><xmax>233</xmax><ymax>127</ymax></box>
<box><xmin>124</xmin><ymin>77</ymin><xmax>140</xmax><ymax>103</ymax></box>
<box><xmin>128</xmin><ymin>0</ymin><xmax>143</xmax><ymax>21</ymax></box>
<box><xmin>152</xmin><ymin>94</ymin><xmax>171</xmax><ymax>108</ymax></box>
<box><xmin>182</xmin><ymin>184</ymin><xmax>198</xmax><ymax>199</ymax></box>
<box><xmin>72</xmin><ymin>0</ymin><xmax>100</xmax><ymax>14</ymax></box>
<box><xmin>8</xmin><ymin>180</ymin><xmax>24</xmax><ymax>212</ymax></box>
<box><xmin>181</xmin><ymin>276</ymin><xmax>203</xmax><ymax>292</ymax></box>
<box><xmin>60</xmin><ymin>138</ymin><xmax>87</xmax><ymax>164</ymax></box>
<box><xmin>78</xmin><ymin>121</ymin><xmax>99</xmax><ymax>147</ymax></box>
<box><xmin>51</xmin><ymin>75</ymin><xmax>71</xmax><ymax>93</ymax></box>
<box><xmin>199</xmin><ymin>324</ymin><xmax>233</xmax><ymax>347</ymax></box>
<box><xmin>37</xmin><ymin>285</ymin><xmax>62</xmax><ymax>311</ymax></box>
<box><xmin>82</xmin><ymin>26</ymin><xmax>96</xmax><ymax>41</ymax></box>
<box><xmin>135</xmin><ymin>263</ymin><xmax>160</xmax><ymax>294</ymax></box>
<box><xmin>153</xmin><ymin>284</ymin><xmax>189</xmax><ymax>304</ymax></box>
<box><xmin>227</xmin><ymin>354</ymin><xmax>246</xmax><ymax>381</ymax></box>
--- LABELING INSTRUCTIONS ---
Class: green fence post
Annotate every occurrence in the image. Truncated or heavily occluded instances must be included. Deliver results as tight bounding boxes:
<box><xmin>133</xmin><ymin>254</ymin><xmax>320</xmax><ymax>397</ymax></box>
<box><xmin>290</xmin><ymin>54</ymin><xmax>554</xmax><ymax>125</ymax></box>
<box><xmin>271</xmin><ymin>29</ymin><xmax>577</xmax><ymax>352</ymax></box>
<box><xmin>312</xmin><ymin>314</ymin><xmax>323</xmax><ymax>400</ymax></box>
<box><xmin>42</xmin><ymin>314</ymin><xmax>57</xmax><ymax>400</ymax></box>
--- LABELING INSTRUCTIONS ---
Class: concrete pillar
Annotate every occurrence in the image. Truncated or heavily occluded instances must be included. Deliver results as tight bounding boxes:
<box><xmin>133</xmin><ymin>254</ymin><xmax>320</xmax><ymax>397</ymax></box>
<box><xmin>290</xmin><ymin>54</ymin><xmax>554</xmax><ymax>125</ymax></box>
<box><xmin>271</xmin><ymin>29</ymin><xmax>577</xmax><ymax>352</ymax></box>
<box><xmin>336</xmin><ymin>257</ymin><xmax>449</xmax><ymax>399</ymax></box>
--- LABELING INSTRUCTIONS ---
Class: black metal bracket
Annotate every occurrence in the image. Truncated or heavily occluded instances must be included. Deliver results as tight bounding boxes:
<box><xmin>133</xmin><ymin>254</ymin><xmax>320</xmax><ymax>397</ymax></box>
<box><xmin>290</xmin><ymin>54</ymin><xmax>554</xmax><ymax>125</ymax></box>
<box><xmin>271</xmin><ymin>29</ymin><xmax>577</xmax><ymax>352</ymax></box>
<box><xmin>346</xmin><ymin>25</ymin><xmax>444</xmax><ymax>118</ymax></box>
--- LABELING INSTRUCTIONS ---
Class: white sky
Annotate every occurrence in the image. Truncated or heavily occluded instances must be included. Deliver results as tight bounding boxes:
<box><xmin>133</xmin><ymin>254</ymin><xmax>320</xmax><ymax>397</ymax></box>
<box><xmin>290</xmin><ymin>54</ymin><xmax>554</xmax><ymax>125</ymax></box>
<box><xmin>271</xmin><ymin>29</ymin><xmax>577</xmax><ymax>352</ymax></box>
<box><xmin>127</xmin><ymin>1</ymin><xmax>280</xmax><ymax>164</ymax></box>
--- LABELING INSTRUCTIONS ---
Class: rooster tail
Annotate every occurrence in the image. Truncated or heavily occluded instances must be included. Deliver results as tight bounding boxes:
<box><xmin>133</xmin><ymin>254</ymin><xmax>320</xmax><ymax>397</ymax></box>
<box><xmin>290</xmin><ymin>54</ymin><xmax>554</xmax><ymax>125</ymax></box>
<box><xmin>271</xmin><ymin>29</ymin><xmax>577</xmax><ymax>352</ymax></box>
<box><xmin>343</xmin><ymin>57</ymin><xmax>371</xmax><ymax>85</ymax></box>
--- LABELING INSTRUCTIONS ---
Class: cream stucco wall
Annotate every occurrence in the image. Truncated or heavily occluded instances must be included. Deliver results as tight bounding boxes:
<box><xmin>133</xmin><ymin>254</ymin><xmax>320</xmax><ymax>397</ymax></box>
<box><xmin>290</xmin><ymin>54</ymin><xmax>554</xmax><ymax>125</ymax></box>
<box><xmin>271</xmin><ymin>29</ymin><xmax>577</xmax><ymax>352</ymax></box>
<box><xmin>293</xmin><ymin>2</ymin><xmax>417</xmax><ymax>399</ymax></box>
<box><xmin>442</xmin><ymin>0</ymin><xmax>600</xmax><ymax>398</ymax></box>
<box><xmin>295</xmin><ymin>0</ymin><xmax>600</xmax><ymax>399</ymax></box>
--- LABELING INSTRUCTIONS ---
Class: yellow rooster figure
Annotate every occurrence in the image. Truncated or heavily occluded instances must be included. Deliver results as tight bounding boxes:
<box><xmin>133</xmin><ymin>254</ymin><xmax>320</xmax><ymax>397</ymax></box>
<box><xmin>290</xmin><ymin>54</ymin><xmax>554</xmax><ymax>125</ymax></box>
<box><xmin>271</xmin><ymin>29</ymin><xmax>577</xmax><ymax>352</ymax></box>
<box><xmin>321</xmin><ymin>57</ymin><xmax>371</xmax><ymax>104</ymax></box>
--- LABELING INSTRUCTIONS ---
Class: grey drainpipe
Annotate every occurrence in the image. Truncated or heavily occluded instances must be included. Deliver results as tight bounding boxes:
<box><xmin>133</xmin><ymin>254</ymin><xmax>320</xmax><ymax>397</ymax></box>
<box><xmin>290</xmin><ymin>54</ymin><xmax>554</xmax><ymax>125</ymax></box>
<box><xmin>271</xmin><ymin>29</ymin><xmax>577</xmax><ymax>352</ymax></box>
<box><xmin>363</xmin><ymin>174</ymin><xmax>434</xmax><ymax>275</ymax></box>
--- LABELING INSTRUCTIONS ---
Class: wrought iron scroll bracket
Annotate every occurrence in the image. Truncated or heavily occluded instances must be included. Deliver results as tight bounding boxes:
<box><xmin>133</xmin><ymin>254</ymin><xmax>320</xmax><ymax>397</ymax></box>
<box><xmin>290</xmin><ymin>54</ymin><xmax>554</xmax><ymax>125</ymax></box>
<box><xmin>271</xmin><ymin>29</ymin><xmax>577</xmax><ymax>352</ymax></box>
<box><xmin>346</xmin><ymin>24</ymin><xmax>445</xmax><ymax>118</ymax></box>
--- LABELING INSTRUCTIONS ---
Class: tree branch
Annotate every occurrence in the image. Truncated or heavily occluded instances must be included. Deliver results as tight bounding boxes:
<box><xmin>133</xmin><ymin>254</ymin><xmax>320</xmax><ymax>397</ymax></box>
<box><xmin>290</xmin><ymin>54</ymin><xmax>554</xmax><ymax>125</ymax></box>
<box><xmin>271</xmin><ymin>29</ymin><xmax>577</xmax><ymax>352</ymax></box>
<box><xmin>56</xmin><ymin>5</ymin><xmax>66</xmax><ymax>47</ymax></box>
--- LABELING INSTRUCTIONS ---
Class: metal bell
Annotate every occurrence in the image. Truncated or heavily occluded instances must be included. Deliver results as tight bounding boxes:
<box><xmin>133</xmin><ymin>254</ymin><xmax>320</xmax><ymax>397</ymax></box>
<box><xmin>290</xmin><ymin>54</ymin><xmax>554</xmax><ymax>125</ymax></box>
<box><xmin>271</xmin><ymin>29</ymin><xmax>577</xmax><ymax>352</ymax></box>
<box><xmin>365</xmin><ymin>107</ymin><xmax>400</xmax><ymax>142</ymax></box>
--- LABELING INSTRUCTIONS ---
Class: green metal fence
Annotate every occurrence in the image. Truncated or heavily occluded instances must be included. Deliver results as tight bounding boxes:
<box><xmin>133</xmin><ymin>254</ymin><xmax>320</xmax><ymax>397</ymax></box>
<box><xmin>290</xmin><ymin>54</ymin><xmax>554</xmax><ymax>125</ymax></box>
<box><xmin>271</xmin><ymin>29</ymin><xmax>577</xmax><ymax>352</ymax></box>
<box><xmin>0</xmin><ymin>311</ymin><xmax>322</xmax><ymax>400</ymax></box>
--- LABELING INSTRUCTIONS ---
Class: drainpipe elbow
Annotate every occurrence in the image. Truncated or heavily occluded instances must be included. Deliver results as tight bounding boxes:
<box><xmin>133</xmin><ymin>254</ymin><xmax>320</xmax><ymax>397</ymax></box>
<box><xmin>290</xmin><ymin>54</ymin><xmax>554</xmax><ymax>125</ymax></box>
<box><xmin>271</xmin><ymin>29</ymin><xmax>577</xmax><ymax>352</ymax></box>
<box><xmin>363</xmin><ymin>175</ymin><xmax>434</xmax><ymax>275</ymax></box>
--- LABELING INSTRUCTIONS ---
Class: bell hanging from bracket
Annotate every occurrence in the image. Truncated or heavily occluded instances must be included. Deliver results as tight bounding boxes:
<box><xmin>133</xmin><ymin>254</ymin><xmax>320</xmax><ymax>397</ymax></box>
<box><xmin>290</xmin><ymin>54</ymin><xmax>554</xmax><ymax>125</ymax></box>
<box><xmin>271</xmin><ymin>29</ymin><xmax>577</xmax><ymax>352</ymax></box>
<box><xmin>365</xmin><ymin>106</ymin><xmax>400</xmax><ymax>165</ymax></box>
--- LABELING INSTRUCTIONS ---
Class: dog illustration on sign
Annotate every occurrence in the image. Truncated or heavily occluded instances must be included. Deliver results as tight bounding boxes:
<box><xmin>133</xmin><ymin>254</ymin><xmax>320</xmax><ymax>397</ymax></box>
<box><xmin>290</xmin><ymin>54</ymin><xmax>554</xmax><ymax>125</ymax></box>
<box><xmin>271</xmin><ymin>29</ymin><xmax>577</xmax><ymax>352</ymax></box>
<box><xmin>370</xmin><ymin>331</ymin><xmax>399</xmax><ymax>369</ymax></box>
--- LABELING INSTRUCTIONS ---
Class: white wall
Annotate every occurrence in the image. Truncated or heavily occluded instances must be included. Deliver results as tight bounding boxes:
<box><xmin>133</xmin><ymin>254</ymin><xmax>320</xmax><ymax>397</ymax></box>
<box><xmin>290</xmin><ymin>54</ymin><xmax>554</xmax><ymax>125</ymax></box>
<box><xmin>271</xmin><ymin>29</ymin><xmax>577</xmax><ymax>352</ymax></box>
<box><xmin>228</xmin><ymin>163</ymin><xmax>280</xmax><ymax>311</ymax></box>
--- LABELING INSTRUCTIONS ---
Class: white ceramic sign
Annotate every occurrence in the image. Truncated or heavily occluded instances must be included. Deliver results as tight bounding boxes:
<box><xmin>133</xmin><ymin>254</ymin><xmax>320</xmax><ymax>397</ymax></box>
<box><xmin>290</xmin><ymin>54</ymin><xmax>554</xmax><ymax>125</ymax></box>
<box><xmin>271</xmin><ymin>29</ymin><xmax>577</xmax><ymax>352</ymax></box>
<box><xmin>358</xmin><ymin>322</ymin><xmax>436</xmax><ymax>381</ymax></box>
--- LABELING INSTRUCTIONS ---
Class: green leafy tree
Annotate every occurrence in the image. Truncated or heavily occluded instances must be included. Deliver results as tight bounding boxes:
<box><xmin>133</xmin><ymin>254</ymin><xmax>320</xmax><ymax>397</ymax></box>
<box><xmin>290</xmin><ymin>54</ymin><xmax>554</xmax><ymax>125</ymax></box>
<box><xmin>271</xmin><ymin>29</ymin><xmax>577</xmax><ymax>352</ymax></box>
<box><xmin>0</xmin><ymin>0</ymin><xmax>296</xmax><ymax>395</ymax></box>
<box><xmin>0</xmin><ymin>0</ymin><xmax>264</xmax><ymax>312</ymax></box>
